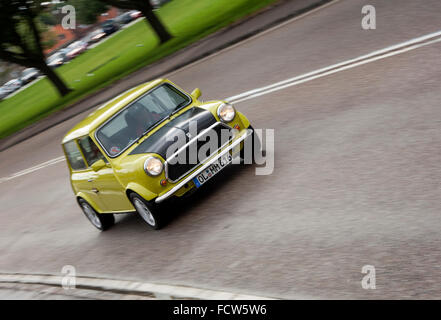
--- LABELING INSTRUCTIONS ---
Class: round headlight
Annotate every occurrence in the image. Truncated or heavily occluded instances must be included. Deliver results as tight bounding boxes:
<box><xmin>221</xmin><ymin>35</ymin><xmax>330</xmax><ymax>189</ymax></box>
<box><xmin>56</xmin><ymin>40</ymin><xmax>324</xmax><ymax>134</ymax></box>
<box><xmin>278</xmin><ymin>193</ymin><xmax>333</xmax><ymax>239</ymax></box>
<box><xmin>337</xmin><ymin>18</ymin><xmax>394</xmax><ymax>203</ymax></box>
<box><xmin>144</xmin><ymin>157</ymin><xmax>163</xmax><ymax>176</ymax></box>
<box><xmin>217</xmin><ymin>103</ymin><xmax>236</xmax><ymax>122</ymax></box>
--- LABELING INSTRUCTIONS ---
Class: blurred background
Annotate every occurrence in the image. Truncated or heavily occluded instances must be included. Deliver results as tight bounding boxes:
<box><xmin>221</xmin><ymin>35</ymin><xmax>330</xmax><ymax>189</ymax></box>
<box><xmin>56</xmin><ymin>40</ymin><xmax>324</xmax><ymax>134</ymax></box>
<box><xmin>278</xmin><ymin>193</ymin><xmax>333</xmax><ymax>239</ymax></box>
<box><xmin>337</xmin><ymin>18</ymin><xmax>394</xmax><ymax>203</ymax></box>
<box><xmin>0</xmin><ymin>0</ymin><xmax>274</xmax><ymax>139</ymax></box>
<box><xmin>1</xmin><ymin>0</ymin><xmax>441</xmax><ymax>300</ymax></box>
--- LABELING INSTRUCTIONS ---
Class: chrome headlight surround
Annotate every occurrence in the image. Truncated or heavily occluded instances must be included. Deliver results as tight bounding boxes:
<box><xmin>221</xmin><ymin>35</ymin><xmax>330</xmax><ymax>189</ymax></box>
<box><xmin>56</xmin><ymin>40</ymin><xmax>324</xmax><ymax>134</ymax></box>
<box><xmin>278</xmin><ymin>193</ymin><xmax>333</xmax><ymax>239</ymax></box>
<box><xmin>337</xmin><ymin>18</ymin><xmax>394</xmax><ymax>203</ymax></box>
<box><xmin>217</xmin><ymin>103</ymin><xmax>236</xmax><ymax>123</ymax></box>
<box><xmin>144</xmin><ymin>156</ymin><xmax>164</xmax><ymax>176</ymax></box>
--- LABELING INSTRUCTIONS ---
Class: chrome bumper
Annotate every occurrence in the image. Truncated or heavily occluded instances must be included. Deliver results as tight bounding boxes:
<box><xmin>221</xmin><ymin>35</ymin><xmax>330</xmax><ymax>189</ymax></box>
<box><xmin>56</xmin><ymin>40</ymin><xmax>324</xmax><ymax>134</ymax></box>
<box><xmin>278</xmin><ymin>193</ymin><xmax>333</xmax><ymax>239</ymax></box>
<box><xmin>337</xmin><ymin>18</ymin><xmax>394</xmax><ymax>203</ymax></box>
<box><xmin>155</xmin><ymin>129</ymin><xmax>252</xmax><ymax>204</ymax></box>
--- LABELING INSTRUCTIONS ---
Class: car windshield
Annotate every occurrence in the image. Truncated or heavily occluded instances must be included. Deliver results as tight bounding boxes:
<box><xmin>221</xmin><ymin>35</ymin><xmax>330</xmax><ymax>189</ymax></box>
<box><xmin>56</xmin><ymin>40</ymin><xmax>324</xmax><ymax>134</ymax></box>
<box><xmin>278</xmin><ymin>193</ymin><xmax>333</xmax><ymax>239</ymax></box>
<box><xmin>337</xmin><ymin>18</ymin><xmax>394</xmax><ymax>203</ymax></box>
<box><xmin>90</xmin><ymin>29</ymin><xmax>103</xmax><ymax>37</ymax></box>
<box><xmin>69</xmin><ymin>41</ymin><xmax>81</xmax><ymax>48</ymax></box>
<box><xmin>48</xmin><ymin>54</ymin><xmax>62</xmax><ymax>62</ymax></box>
<box><xmin>22</xmin><ymin>68</ymin><xmax>35</xmax><ymax>76</ymax></box>
<box><xmin>96</xmin><ymin>83</ymin><xmax>191</xmax><ymax>157</ymax></box>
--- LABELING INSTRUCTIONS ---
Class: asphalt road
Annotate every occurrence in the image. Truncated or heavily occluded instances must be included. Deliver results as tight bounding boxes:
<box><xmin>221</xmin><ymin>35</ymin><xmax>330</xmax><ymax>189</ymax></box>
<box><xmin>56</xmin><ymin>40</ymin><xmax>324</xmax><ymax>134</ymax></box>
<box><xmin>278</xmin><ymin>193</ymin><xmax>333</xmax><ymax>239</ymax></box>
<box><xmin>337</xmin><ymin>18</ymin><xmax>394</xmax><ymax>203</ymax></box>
<box><xmin>1</xmin><ymin>0</ymin><xmax>441</xmax><ymax>299</ymax></box>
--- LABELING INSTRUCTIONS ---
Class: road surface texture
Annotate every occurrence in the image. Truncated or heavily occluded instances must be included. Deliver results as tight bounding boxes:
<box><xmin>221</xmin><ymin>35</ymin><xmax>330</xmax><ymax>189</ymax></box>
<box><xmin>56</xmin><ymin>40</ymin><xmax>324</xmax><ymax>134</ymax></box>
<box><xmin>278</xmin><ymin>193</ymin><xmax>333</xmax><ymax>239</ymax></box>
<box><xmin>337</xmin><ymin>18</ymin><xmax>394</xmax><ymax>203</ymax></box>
<box><xmin>1</xmin><ymin>0</ymin><xmax>441</xmax><ymax>299</ymax></box>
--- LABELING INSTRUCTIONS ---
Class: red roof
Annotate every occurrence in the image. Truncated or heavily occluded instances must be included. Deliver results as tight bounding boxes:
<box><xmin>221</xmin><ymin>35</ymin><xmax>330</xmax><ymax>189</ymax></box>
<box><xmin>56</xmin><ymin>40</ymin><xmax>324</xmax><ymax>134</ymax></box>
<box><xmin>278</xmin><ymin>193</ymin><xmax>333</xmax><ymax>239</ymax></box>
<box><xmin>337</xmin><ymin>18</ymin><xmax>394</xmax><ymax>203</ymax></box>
<box><xmin>44</xmin><ymin>7</ymin><xmax>120</xmax><ymax>55</ymax></box>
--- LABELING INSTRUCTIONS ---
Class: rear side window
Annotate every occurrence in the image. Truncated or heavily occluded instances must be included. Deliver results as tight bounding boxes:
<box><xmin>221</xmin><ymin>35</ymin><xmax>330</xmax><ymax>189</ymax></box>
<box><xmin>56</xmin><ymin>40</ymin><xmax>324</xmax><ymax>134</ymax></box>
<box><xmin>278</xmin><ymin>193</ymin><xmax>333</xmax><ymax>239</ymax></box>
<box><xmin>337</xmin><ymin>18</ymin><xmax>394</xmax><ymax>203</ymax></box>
<box><xmin>63</xmin><ymin>141</ymin><xmax>87</xmax><ymax>171</ymax></box>
<box><xmin>78</xmin><ymin>136</ymin><xmax>108</xmax><ymax>166</ymax></box>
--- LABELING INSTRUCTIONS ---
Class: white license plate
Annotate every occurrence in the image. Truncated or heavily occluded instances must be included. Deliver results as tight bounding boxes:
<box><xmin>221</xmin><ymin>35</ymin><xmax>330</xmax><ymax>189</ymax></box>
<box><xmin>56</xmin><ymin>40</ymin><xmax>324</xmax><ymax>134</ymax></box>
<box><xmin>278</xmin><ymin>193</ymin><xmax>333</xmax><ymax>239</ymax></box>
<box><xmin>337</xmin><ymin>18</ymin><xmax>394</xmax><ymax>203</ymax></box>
<box><xmin>193</xmin><ymin>154</ymin><xmax>232</xmax><ymax>188</ymax></box>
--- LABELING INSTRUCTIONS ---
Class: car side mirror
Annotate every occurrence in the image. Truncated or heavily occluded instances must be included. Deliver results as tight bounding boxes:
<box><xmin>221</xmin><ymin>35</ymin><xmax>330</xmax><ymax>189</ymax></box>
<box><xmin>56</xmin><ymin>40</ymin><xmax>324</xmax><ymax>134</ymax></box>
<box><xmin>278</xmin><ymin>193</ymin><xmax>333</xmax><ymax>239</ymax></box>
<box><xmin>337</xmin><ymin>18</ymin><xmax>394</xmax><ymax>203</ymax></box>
<box><xmin>191</xmin><ymin>88</ymin><xmax>202</xmax><ymax>100</ymax></box>
<box><xmin>91</xmin><ymin>159</ymin><xmax>106</xmax><ymax>172</ymax></box>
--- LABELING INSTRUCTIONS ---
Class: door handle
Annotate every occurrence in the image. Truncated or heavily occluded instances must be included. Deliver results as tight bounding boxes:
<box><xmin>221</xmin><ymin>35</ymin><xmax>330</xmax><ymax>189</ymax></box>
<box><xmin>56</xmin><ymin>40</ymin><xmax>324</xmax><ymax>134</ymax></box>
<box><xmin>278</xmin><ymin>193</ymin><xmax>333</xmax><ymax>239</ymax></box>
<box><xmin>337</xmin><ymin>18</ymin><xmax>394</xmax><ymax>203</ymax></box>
<box><xmin>92</xmin><ymin>188</ymin><xmax>99</xmax><ymax>194</ymax></box>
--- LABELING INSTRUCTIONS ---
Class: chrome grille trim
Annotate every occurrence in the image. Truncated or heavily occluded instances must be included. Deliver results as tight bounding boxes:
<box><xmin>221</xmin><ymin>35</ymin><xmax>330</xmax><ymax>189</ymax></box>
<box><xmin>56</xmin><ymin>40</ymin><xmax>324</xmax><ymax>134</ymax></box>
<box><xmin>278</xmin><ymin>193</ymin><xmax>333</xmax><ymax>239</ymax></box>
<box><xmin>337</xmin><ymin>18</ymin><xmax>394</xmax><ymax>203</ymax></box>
<box><xmin>164</xmin><ymin>122</ymin><xmax>233</xmax><ymax>183</ymax></box>
<box><xmin>156</xmin><ymin>129</ymin><xmax>252</xmax><ymax>203</ymax></box>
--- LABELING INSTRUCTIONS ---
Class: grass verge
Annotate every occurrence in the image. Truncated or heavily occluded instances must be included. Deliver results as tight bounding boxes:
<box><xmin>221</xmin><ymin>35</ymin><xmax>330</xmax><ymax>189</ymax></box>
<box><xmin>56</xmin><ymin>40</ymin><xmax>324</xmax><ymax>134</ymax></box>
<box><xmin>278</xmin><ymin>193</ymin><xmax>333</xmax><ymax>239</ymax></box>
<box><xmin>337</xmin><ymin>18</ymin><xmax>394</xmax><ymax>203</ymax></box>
<box><xmin>0</xmin><ymin>0</ymin><xmax>276</xmax><ymax>139</ymax></box>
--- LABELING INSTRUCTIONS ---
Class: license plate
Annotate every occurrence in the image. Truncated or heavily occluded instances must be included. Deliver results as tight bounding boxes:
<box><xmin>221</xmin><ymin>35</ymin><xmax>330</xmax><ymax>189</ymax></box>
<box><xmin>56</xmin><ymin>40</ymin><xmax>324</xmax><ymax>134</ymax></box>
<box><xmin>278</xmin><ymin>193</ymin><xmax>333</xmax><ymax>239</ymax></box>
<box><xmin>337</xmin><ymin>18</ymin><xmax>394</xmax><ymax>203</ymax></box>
<box><xmin>193</xmin><ymin>154</ymin><xmax>232</xmax><ymax>188</ymax></box>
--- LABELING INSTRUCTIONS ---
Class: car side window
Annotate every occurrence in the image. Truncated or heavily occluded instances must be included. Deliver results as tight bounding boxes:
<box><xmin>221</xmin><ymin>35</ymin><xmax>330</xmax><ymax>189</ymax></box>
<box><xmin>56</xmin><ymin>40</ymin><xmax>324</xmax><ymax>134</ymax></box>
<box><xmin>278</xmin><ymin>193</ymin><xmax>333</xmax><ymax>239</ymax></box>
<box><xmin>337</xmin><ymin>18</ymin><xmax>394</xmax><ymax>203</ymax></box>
<box><xmin>64</xmin><ymin>141</ymin><xmax>87</xmax><ymax>171</ymax></box>
<box><xmin>78</xmin><ymin>136</ymin><xmax>108</xmax><ymax>166</ymax></box>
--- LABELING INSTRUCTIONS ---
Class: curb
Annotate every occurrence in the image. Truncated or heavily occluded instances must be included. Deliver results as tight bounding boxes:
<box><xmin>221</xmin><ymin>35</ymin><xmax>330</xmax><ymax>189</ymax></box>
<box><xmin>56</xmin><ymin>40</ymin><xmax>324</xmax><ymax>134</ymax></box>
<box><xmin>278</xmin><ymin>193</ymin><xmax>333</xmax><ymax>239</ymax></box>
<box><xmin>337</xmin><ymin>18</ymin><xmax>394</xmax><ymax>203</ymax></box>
<box><xmin>0</xmin><ymin>273</ymin><xmax>277</xmax><ymax>300</ymax></box>
<box><xmin>0</xmin><ymin>0</ymin><xmax>333</xmax><ymax>152</ymax></box>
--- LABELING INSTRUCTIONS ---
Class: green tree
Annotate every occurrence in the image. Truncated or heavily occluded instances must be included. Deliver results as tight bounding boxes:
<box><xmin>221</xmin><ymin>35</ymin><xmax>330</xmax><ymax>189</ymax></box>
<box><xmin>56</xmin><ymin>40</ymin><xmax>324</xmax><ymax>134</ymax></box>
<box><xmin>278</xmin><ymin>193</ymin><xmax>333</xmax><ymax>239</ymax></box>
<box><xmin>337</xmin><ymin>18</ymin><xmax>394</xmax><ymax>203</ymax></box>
<box><xmin>0</xmin><ymin>0</ymin><xmax>71</xmax><ymax>96</ymax></box>
<box><xmin>39</xmin><ymin>12</ymin><xmax>57</xmax><ymax>26</ymax></box>
<box><xmin>100</xmin><ymin>0</ymin><xmax>172</xmax><ymax>44</ymax></box>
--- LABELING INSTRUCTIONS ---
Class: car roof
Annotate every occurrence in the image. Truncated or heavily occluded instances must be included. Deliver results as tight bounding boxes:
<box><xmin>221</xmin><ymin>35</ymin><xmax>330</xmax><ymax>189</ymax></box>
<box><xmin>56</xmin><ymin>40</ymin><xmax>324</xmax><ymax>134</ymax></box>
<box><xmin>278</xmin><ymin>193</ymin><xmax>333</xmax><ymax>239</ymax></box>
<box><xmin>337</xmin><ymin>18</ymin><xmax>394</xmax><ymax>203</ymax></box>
<box><xmin>48</xmin><ymin>52</ymin><xmax>63</xmax><ymax>59</ymax></box>
<box><xmin>5</xmin><ymin>79</ymin><xmax>18</xmax><ymax>85</ymax></box>
<box><xmin>62</xmin><ymin>79</ymin><xmax>165</xmax><ymax>144</ymax></box>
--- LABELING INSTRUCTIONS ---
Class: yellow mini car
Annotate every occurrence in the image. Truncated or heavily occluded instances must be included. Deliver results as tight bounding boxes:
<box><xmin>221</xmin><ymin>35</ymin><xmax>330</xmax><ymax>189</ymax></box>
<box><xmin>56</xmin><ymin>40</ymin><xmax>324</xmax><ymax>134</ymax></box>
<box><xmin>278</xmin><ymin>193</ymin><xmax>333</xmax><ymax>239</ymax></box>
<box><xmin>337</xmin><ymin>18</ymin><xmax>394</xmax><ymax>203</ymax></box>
<box><xmin>62</xmin><ymin>79</ymin><xmax>257</xmax><ymax>230</ymax></box>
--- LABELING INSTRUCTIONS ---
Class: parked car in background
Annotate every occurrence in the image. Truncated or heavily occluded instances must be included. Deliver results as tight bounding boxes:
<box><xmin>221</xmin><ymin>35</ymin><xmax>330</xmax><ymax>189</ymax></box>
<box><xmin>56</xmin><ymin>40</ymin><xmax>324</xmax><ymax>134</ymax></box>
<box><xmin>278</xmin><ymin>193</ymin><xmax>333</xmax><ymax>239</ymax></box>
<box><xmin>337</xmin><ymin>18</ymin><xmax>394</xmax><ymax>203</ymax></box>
<box><xmin>46</xmin><ymin>52</ymin><xmax>69</xmax><ymax>68</ymax></box>
<box><xmin>66</xmin><ymin>41</ymin><xmax>88</xmax><ymax>60</ymax></box>
<box><xmin>115</xmin><ymin>12</ymin><xmax>134</xmax><ymax>26</ymax></box>
<box><xmin>101</xmin><ymin>19</ymin><xmax>120</xmax><ymax>36</ymax></box>
<box><xmin>85</xmin><ymin>29</ymin><xmax>106</xmax><ymax>45</ymax></box>
<box><xmin>129</xmin><ymin>10</ymin><xmax>142</xmax><ymax>19</ymax></box>
<box><xmin>0</xmin><ymin>78</ymin><xmax>22</xmax><ymax>99</ymax></box>
<box><xmin>151</xmin><ymin>0</ymin><xmax>171</xmax><ymax>9</ymax></box>
<box><xmin>0</xmin><ymin>87</ymin><xmax>9</xmax><ymax>100</ymax></box>
<box><xmin>57</xmin><ymin>48</ymin><xmax>71</xmax><ymax>56</ymax></box>
<box><xmin>20</xmin><ymin>68</ymin><xmax>40</xmax><ymax>85</ymax></box>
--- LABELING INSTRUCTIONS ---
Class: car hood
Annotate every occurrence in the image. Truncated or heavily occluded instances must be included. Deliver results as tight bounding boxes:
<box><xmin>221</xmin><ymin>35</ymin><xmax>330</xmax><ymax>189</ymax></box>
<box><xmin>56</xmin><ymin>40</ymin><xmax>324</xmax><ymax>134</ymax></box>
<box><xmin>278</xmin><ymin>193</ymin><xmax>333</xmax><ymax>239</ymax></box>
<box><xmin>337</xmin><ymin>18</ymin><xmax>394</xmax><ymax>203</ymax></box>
<box><xmin>129</xmin><ymin>106</ymin><xmax>217</xmax><ymax>159</ymax></box>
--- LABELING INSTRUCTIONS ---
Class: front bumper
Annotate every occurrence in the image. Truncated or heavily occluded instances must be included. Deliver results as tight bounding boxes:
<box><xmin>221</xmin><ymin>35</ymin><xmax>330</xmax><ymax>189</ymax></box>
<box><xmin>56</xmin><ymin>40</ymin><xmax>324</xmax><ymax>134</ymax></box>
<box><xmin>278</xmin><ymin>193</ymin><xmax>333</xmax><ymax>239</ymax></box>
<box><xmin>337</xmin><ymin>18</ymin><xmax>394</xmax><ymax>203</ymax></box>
<box><xmin>154</xmin><ymin>128</ymin><xmax>253</xmax><ymax>203</ymax></box>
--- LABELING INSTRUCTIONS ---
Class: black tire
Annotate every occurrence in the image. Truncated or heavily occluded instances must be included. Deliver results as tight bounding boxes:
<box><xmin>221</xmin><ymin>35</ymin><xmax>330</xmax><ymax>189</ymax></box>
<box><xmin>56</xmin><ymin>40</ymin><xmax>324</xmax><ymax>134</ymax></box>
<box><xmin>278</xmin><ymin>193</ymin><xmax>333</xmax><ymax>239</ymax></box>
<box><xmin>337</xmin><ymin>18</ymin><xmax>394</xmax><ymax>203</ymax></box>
<box><xmin>78</xmin><ymin>198</ymin><xmax>115</xmax><ymax>231</ymax></box>
<box><xmin>129</xmin><ymin>193</ymin><xmax>162</xmax><ymax>230</ymax></box>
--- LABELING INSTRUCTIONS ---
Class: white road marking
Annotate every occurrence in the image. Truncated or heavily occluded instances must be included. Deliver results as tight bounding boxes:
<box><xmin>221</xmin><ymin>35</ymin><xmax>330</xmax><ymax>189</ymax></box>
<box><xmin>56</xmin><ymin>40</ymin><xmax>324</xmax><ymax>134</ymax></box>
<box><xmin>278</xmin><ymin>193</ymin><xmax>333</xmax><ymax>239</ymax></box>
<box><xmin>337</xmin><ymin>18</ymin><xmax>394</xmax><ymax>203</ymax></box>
<box><xmin>0</xmin><ymin>156</ymin><xmax>65</xmax><ymax>183</ymax></box>
<box><xmin>1</xmin><ymin>29</ymin><xmax>441</xmax><ymax>183</ymax></box>
<box><xmin>226</xmin><ymin>29</ymin><xmax>441</xmax><ymax>103</ymax></box>
<box><xmin>0</xmin><ymin>0</ymin><xmax>342</xmax><ymax>180</ymax></box>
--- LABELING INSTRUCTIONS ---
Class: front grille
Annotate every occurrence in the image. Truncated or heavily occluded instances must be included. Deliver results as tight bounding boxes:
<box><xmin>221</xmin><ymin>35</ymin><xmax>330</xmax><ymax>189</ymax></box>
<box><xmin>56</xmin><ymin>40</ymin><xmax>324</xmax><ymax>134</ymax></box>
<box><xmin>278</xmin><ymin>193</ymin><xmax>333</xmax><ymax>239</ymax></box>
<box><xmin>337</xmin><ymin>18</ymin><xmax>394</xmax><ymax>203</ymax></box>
<box><xmin>165</xmin><ymin>123</ymin><xmax>234</xmax><ymax>182</ymax></box>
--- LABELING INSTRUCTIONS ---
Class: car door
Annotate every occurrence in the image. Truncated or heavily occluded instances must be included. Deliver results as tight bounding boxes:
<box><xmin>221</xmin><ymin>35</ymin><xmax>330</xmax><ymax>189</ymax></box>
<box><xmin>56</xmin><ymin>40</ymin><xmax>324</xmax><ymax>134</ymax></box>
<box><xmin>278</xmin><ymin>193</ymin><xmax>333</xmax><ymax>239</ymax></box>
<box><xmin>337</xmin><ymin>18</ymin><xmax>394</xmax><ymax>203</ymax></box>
<box><xmin>77</xmin><ymin>136</ymin><xmax>133</xmax><ymax>212</ymax></box>
<box><xmin>63</xmin><ymin>140</ymin><xmax>106</xmax><ymax>212</ymax></box>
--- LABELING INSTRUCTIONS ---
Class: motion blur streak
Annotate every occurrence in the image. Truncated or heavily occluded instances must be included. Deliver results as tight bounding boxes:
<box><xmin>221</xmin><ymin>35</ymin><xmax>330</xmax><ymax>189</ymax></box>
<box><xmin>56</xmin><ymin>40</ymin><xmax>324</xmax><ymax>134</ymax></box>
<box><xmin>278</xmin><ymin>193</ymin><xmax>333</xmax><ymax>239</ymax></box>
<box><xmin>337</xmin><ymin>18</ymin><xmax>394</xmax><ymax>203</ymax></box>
<box><xmin>3</xmin><ymin>30</ymin><xmax>441</xmax><ymax>183</ymax></box>
<box><xmin>1</xmin><ymin>0</ymin><xmax>441</xmax><ymax>299</ymax></box>
<box><xmin>227</xmin><ymin>29</ymin><xmax>441</xmax><ymax>103</ymax></box>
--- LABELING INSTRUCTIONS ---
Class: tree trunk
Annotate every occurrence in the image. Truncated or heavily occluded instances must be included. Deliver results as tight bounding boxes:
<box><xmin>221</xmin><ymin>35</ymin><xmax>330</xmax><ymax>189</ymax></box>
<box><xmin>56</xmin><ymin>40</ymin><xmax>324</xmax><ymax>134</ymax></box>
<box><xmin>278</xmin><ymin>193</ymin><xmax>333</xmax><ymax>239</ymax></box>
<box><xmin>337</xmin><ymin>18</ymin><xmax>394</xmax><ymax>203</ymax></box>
<box><xmin>38</xmin><ymin>63</ymin><xmax>72</xmax><ymax>96</ymax></box>
<box><xmin>138</xmin><ymin>2</ymin><xmax>172</xmax><ymax>44</ymax></box>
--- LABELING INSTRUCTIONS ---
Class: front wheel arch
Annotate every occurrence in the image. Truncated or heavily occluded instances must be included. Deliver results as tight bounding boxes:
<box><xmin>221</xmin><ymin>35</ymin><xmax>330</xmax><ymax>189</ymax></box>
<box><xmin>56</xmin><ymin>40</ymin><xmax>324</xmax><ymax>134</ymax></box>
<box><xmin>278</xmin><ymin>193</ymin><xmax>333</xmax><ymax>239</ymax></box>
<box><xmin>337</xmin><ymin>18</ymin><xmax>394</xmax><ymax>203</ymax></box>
<box><xmin>76</xmin><ymin>194</ymin><xmax>100</xmax><ymax>213</ymax></box>
<box><xmin>128</xmin><ymin>191</ymin><xmax>163</xmax><ymax>230</ymax></box>
<box><xmin>125</xmin><ymin>182</ymin><xmax>157</xmax><ymax>203</ymax></box>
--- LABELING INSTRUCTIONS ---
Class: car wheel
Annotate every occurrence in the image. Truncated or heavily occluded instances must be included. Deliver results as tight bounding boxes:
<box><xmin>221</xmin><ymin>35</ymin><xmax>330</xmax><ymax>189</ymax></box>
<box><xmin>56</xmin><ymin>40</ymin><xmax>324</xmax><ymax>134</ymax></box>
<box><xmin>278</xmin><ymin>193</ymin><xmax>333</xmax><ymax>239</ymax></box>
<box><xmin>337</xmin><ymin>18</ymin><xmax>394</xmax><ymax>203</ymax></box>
<box><xmin>130</xmin><ymin>193</ymin><xmax>162</xmax><ymax>230</ymax></box>
<box><xmin>78</xmin><ymin>198</ymin><xmax>114</xmax><ymax>231</ymax></box>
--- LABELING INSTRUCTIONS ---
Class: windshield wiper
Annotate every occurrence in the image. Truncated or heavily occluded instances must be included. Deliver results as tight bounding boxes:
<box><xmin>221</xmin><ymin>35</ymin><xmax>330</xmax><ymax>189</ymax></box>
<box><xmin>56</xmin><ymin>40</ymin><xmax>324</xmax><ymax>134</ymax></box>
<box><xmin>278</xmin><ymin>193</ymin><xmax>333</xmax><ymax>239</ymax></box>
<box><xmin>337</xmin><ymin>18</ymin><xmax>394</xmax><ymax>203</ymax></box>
<box><xmin>135</xmin><ymin>121</ymin><xmax>161</xmax><ymax>144</ymax></box>
<box><xmin>135</xmin><ymin>102</ymin><xmax>189</xmax><ymax>144</ymax></box>
<box><xmin>168</xmin><ymin>102</ymin><xmax>187</xmax><ymax>118</ymax></box>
